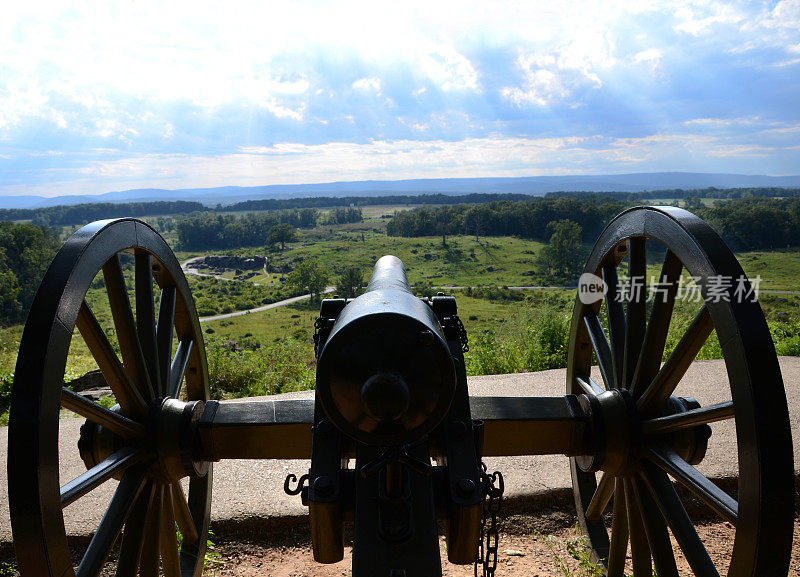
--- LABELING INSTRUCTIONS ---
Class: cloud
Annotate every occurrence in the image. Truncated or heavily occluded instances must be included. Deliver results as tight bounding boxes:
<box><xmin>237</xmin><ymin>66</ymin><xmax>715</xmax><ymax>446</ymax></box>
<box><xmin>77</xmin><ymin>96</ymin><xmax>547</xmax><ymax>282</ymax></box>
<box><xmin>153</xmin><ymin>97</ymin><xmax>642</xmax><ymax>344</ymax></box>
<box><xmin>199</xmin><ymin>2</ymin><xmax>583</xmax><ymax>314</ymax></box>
<box><xmin>2</xmin><ymin>0</ymin><xmax>800</xmax><ymax>193</ymax></box>
<box><xmin>672</xmin><ymin>2</ymin><xmax>746</xmax><ymax>36</ymax></box>
<box><xmin>763</xmin><ymin>0</ymin><xmax>800</xmax><ymax>29</ymax></box>
<box><xmin>352</xmin><ymin>78</ymin><xmax>383</xmax><ymax>92</ymax></box>
<box><xmin>501</xmin><ymin>50</ymin><xmax>604</xmax><ymax>107</ymax></box>
<box><xmin>634</xmin><ymin>48</ymin><xmax>663</xmax><ymax>74</ymax></box>
<box><xmin>682</xmin><ymin>116</ymin><xmax>762</xmax><ymax>128</ymax></box>
<box><xmin>416</xmin><ymin>42</ymin><xmax>479</xmax><ymax>92</ymax></box>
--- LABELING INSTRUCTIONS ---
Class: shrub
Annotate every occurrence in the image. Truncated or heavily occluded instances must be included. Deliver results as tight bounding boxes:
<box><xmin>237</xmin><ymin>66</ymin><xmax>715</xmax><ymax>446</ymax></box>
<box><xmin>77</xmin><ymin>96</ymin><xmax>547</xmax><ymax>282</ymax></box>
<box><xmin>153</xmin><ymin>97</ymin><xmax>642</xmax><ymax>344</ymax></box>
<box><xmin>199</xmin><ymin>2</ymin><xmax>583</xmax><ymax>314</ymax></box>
<box><xmin>206</xmin><ymin>337</ymin><xmax>314</xmax><ymax>398</ymax></box>
<box><xmin>0</xmin><ymin>372</ymin><xmax>13</xmax><ymax>425</ymax></box>
<box><xmin>465</xmin><ymin>303</ymin><xmax>570</xmax><ymax>375</ymax></box>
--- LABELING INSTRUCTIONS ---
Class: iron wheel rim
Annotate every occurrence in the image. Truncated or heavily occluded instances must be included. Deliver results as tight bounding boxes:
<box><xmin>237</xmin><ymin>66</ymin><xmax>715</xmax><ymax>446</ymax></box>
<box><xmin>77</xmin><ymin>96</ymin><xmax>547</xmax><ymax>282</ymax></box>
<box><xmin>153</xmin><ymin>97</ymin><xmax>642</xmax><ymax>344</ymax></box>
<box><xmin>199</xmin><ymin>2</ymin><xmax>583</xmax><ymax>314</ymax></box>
<box><xmin>9</xmin><ymin>218</ymin><xmax>212</xmax><ymax>577</ymax></box>
<box><xmin>566</xmin><ymin>206</ymin><xmax>793</xmax><ymax>577</ymax></box>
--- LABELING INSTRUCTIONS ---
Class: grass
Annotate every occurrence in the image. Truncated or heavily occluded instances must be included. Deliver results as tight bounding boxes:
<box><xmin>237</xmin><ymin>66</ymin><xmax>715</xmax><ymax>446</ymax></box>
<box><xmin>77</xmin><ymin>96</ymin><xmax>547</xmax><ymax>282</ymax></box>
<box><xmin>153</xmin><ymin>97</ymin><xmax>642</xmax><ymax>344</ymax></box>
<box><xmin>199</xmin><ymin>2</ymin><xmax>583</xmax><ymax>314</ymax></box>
<box><xmin>541</xmin><ymin>531</ymin><xmax>605</xmax><ymax>577</ymax></box>
<box><xmin>463</xmin><ymin>291</ymin><xmax>573</xmax><ymax>375</ymax></box>
<box><xmin>734</xmin><ymin>250</ymin><xmax>800</xmax><ymax>291</ymax></box>
<box><xmin>206</xmin><ymin>336</ymin><xmax>315</xmax><ymax>398</ymax></box>
<box><xmin>215</xmin><ymin>231</ymin><xmax>546</xmax><ymax>288</ymax></box>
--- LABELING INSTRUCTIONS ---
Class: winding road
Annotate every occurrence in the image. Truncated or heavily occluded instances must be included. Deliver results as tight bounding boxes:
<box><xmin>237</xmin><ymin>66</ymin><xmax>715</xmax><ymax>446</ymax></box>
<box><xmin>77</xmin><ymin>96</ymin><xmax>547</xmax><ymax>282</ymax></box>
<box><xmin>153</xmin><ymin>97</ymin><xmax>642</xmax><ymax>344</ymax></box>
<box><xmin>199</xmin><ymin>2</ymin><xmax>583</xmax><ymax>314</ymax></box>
<box><xmin>181</xmin><ymin>256</ymin><xmax>335</xmax><ymax>322</ymax></box>
<box><xmin>197</xmin><ymin>289</ymin><xmax>334</xmax><ymax>323</ymax></box>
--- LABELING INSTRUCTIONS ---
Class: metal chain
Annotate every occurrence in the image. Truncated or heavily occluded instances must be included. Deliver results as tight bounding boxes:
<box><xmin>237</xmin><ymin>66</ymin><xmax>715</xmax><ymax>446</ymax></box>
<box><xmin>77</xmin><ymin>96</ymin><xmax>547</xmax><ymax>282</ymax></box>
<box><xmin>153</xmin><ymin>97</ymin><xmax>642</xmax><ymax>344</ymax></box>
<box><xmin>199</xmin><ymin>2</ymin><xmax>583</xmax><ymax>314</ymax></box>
<box><xmin>313</xmin><ymin>316</ymin><xmax>330</xmax><ymax>357</ymax></box>
<box><xmin>455</xmin><ymin>315</ymin><xmax>469</xmax><ymax>352</ymax></box>
<box><xmin>475</xmin><ymin>461</ymin><xmax>504</xmax><ymax>577</ymax></box>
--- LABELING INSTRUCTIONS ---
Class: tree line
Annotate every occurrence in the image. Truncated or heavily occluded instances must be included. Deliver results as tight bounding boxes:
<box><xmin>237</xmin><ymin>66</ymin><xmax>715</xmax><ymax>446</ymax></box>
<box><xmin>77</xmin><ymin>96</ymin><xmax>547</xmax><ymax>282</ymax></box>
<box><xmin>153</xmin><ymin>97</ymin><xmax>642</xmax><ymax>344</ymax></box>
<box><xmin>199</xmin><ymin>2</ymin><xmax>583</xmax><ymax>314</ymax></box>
<box><xmin>386</xmin><ymin>197</ymin><xmax>627</xmax><ymax>243</ymax></box>
<box><xmin>0</xmin><ymin>201</ymin><xmax>205</xmax><ymax>226</ymax></box>
<box><xmin>4</xmin><ymin>188</ymin><xmax>799</xmax><ymax>228</ymax></box>
<box><xmin>699</xmin><ymin>197</ymin><xmax>800</xmax><ymax>250</ymax></box>
<box><xmin>223</xmin><ymin>192</ymin><xmax>535</xmax><ymax>212</ymax></box>
<box><xmin>0</xmin><ymin>193</ymin><xmax>533</xmax><ymax>227</ymax></box>
<box><xmin>386</xmin><ymin>195</ymin><xmax>800</xmax><ymax>251</ymax></box>
<box><xmin>175</xmin><ymin>207</ymin><xmax>362</xmax><ymax>250</ymax></box>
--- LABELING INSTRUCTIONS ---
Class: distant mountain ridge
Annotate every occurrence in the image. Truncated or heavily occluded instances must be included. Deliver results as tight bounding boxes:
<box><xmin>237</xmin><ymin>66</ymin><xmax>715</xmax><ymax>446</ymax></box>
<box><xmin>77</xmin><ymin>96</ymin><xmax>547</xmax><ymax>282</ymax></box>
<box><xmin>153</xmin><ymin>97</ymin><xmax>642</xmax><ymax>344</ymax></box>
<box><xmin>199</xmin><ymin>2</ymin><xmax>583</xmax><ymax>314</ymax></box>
<box><xmin>3</xmin><ymin>172</ymin><xmax>800</xmax><ymax>209</ymax></box>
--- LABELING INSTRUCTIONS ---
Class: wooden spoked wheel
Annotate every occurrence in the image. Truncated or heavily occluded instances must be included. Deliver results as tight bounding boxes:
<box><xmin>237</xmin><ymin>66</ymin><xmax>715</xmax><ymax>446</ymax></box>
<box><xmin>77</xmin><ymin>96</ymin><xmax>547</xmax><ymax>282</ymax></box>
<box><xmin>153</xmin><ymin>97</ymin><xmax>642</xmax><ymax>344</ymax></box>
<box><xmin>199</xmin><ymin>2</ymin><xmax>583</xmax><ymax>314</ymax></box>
<box><xmin>9</xmin><ymin>219</ymin><xmax>212</xmax><ymax>577</ymax></box>
<box><xmin>567</xmin><ymin>207</ymin><xmax>793</xmax><ymax>577</ymax></box>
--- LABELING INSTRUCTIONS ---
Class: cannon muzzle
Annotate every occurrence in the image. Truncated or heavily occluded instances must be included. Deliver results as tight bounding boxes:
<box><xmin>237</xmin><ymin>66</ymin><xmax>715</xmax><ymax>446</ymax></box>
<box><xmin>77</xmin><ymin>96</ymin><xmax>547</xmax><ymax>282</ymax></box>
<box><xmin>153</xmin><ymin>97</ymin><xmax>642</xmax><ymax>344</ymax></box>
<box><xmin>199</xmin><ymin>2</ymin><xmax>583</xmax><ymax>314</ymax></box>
<box><xmin>316</xmin><ymin>256</ymin><xmax>456</xmax><ymax>446</ymax></box>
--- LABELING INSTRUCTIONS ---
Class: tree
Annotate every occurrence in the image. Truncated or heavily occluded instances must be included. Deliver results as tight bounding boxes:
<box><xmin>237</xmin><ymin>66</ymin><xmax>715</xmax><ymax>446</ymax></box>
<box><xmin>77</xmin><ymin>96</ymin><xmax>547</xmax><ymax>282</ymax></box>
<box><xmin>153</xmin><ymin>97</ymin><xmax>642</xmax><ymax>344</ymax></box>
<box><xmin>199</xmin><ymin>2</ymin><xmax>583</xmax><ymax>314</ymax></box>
<box><xmin>0</xmin><ymin>222</ymin><xmax>59</xmax><ymax>324</ymax></box>
<box><xmin>267</xmin><ymin>223</ymin><xmax>297</xmax><ymax>251</ymax></box>
<box><xmin>536</xmin><ymin>220</ymin><xmax>585</xmax><ymax>283</ymax></box>
<box><xmin>287</xmin><ymin>259</ymin><xmax>330</xmax><ymax>304</ymax></box>
<box><xmin>463</xmin><ymin>205</ymin><xmax>490</xmax><ymax>241</ymax></box>
<box><xmin>0</xmin><ymin>260</ymin><xmax>21</xmax><ymax>324</ymax></box>
<box><xmin>336</xmin><ymin>267</ymin><xmax>364</xmax><ymax>298</ymax></box>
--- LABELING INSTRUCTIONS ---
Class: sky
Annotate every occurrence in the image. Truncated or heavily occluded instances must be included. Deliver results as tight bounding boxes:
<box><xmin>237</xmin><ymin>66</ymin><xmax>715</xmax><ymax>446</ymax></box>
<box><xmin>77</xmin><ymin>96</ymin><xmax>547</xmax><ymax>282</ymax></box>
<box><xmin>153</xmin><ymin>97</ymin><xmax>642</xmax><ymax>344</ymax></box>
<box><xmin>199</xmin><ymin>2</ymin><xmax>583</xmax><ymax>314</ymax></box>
<box><xmin>1</xmin><ymin>0</ymin><xmax>800</xmax><ymax>197</ymax></box>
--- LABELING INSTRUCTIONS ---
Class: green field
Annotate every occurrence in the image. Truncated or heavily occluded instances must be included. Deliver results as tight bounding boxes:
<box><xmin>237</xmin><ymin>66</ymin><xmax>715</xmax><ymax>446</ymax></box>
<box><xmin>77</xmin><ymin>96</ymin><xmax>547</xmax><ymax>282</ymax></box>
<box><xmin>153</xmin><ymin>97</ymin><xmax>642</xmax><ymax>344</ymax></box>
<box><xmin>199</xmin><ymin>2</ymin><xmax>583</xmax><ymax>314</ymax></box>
<box><xmin>214</xmin><ymin>231</ymin><xmax>546</xmax><ymax>288</ymax></box>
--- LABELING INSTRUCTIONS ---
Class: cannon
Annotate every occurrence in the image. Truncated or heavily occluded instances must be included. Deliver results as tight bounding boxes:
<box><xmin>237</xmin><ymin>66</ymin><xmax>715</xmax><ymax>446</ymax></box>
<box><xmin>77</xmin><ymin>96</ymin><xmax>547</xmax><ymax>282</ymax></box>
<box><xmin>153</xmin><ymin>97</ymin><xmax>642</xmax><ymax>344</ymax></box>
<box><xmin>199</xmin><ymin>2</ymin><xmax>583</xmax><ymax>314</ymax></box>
<box><xmin>6</xmin><ymin>206</ymin><xmax>795</xmax><ymax>576</ymax></box>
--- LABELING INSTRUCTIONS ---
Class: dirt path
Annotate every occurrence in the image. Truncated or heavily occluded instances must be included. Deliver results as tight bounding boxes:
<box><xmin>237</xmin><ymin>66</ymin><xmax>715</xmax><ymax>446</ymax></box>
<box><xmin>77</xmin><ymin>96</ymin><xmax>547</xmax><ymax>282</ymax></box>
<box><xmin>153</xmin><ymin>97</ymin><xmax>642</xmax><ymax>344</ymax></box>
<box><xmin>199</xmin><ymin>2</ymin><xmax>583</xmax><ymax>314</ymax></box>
<box><xmin>198</xmin><ymin>292</ymin><xmax>318</xmax><ymax>323</ymax></box>
<box><xmin>201</xmin><ymin>513</ymin><xmax>800</xmax><ymax>576</ymax></box>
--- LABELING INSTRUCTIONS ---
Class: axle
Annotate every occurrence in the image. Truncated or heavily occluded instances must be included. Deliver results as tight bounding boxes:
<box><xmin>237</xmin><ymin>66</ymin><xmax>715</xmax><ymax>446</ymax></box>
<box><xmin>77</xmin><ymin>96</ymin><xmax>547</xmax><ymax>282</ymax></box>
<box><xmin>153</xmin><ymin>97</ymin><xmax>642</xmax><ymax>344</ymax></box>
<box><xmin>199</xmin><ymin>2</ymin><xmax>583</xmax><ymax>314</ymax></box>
<box><xmin>194</xmin><ymin>395</ymin><xmax>591</xmax><ymax>461</ymax></box>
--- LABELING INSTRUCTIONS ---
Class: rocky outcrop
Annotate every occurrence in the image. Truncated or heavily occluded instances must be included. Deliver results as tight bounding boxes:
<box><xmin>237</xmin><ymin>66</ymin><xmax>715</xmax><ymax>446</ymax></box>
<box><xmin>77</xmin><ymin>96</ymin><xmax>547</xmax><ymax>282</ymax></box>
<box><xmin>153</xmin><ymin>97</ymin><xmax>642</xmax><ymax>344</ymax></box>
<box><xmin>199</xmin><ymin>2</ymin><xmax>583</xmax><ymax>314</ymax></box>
<box><xmin>67</xmin><ymin>369</ymin><xmax>113</xmax><ymax>401</ymax></box>
<box><xmin>200</xmin><ymin>255</ymin><xmax>266</xmax><ymax>271</ymax></box>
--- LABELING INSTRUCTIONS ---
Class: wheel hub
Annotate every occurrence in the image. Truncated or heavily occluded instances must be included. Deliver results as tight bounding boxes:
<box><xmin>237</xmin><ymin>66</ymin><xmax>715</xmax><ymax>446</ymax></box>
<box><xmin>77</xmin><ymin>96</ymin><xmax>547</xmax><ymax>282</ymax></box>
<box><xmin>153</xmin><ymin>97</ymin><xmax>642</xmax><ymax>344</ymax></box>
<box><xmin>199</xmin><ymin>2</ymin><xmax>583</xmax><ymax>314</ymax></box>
<box><xmin>576</xmin><ymin>390</ymin><xmax>711</xmax><ymax>474</ymax></box>
<box><xmin>78</xmin><ymin>397</ymin><xmax>209</xmax><ymax>481</ymax></box>
<box><xmin>156</xmin><ymin>398</ymin><xmax>210</xmax><ymax>481</ymax></box>
<box><xmin>576</xmin><ymin>389</ymin><xmax>638</xmax><ymax>475</ymax></box>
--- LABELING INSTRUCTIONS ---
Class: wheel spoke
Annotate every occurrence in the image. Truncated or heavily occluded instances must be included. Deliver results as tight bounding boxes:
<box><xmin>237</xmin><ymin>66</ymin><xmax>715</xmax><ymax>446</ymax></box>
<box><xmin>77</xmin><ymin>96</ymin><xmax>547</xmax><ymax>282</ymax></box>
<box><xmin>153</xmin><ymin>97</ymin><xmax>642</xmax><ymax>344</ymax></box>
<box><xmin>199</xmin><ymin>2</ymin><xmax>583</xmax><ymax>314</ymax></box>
<box><xmin>61</xmin><ymin>387</ymin><xmax>146</xmax><ymax>439</ymax></box>
<box><xmin>171</xmin><ymin>482</ymin><xmax>199</xmax><ymax>545</ymax></box>
<box><xmin>116</xmin><ymin>481</ymin><xmax>156</xmax><ymax>577</ymax></box>
<box><xmin>575</xmin><ymin>375</ymin><xmax>604</xmax><ymax>396</ymax></box>
<box><xmin>637</xmin><ymin>305</ymin><xmax>713</xmax><ymax>412</ymax></box>
<box><xmin>631</xmin><ymin>250</ymin><xmax>682</xmax><ymax>397</ymax></box>
<box><xmin>583</xmin><ymin>312</ymin><xmax>614</xmax><ymax>389</ymax></box>
<box><xmin>61</xmin><ymin>447</ymin><xmax>147</xmax><ymax>507</ymax></box>
<box><xmin>606</xmin><ymin>478</ymin><xmax>628</xmax><ymax>577</ymax></box>
<box><xmin>156</xmin><ymin>286</ymin><xmax>177</xmax><ymax>395</ymax></box>
<box><xmin>140</xmin><ymin>484</ymin><xmax>164</xmax><ymax>577</ymax></box>
<box><xmin>640</xmin><ymin>463</ymin><xmax>720</xmax><ymax>577</ymax></box>
<box><xmin>75</xmin><ymin>468</ymin><xmax>147</xmax><ymax>577</ymax></box>
<box><xmin>623</xmin><ymin>237</ymin><xmax>647</xmax><ymax>389</ymax></box>
<box><xmin>645</xmin><ymin>443</ymin><xmax>738</xmax><ymax>524</ymax></box>
<box><xmin>169</xmin><ymin>338</ymin><xmax>194</xmax><ymax>399</ymax></box>
<box><xmin>602</xmin><ymin>263</ymin><xmax>626</xmax><ymax>388</ymax></box>
<box><xmin>585</xmin><ymin>472</ymin><xmax>614</xmax><ymax>523</ymax></box>
<box><xmin>631</xmin><ymin>475</ymin><xmax>679</xmax><ymax>577</ymax></box>
<box><xmin>77</xmin><ymin>301</ymin><xmax>147</xmax><ymax>418</ymax></box>
<box><xmin>103</xmin><ymin>254</ymin><xmax>154</xmax><ymax>401</ymax></box>
<box><xmin>642</xmin><ymin>401</ymin><xmax>734</xmax><ymax>435</ymax></box>
<box><xmin>135</xmin><ymin>251</ymin><xmax>160</xmax><ymax>396</ymax></box>
<box><xmin>160</xmin><ymin>485</ymin><xmax>182</xmax><ymax>577</ymax></box>
<box><xmin>624</xmin><ymin>477</ymin><xmax>652</xmax><ymax>577</ymax></box>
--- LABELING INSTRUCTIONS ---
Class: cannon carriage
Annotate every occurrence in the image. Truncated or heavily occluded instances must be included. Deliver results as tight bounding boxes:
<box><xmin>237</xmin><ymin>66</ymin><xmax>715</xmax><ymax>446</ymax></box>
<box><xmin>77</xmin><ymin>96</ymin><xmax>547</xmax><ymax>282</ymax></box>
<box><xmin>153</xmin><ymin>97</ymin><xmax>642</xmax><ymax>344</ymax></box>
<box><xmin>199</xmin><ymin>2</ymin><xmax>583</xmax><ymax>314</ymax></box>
<box><xmin>6</xmin><ymin>206</ymin><xmax>795</xmax><ymax>576</ymax></box>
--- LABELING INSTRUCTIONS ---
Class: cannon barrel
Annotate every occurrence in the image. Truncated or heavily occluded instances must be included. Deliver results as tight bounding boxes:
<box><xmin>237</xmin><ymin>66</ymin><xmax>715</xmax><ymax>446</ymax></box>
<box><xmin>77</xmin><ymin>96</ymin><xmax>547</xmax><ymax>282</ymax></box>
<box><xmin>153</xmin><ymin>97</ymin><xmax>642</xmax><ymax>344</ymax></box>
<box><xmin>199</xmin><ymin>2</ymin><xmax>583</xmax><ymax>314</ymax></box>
<box><xmin>316</xmin><ymin>255</ymin><xmax>457</xmax><ymax>446</ymax></box>
<box><xmin>365</xmin><ymin>254</ymin><xmax>413</xmax><ymax>292</ymax></box>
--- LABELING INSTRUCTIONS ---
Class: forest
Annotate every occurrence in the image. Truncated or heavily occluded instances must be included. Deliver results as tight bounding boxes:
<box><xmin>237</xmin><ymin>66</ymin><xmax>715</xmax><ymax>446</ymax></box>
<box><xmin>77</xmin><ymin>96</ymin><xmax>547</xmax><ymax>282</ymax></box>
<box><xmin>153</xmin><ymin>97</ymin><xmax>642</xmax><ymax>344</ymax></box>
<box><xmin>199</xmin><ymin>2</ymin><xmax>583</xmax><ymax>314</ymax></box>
<box><xmin>175</xmin><ymin>207</ymin><xmax>362</xmax><ymax>250</ymax></box>
<box><xmin>386</xmin><ymin>196</ymin><xmax>627</xmax><ymax>243</ymax></box>
<box><xmin>0</xmin><ymin>200</ymin><xmax>204</xmax><ymax>226</ymax></box>
<box><xmin>386</xmin><ymin>196</ymin><xmax>800</xmax><ymax>251</ymax></box>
